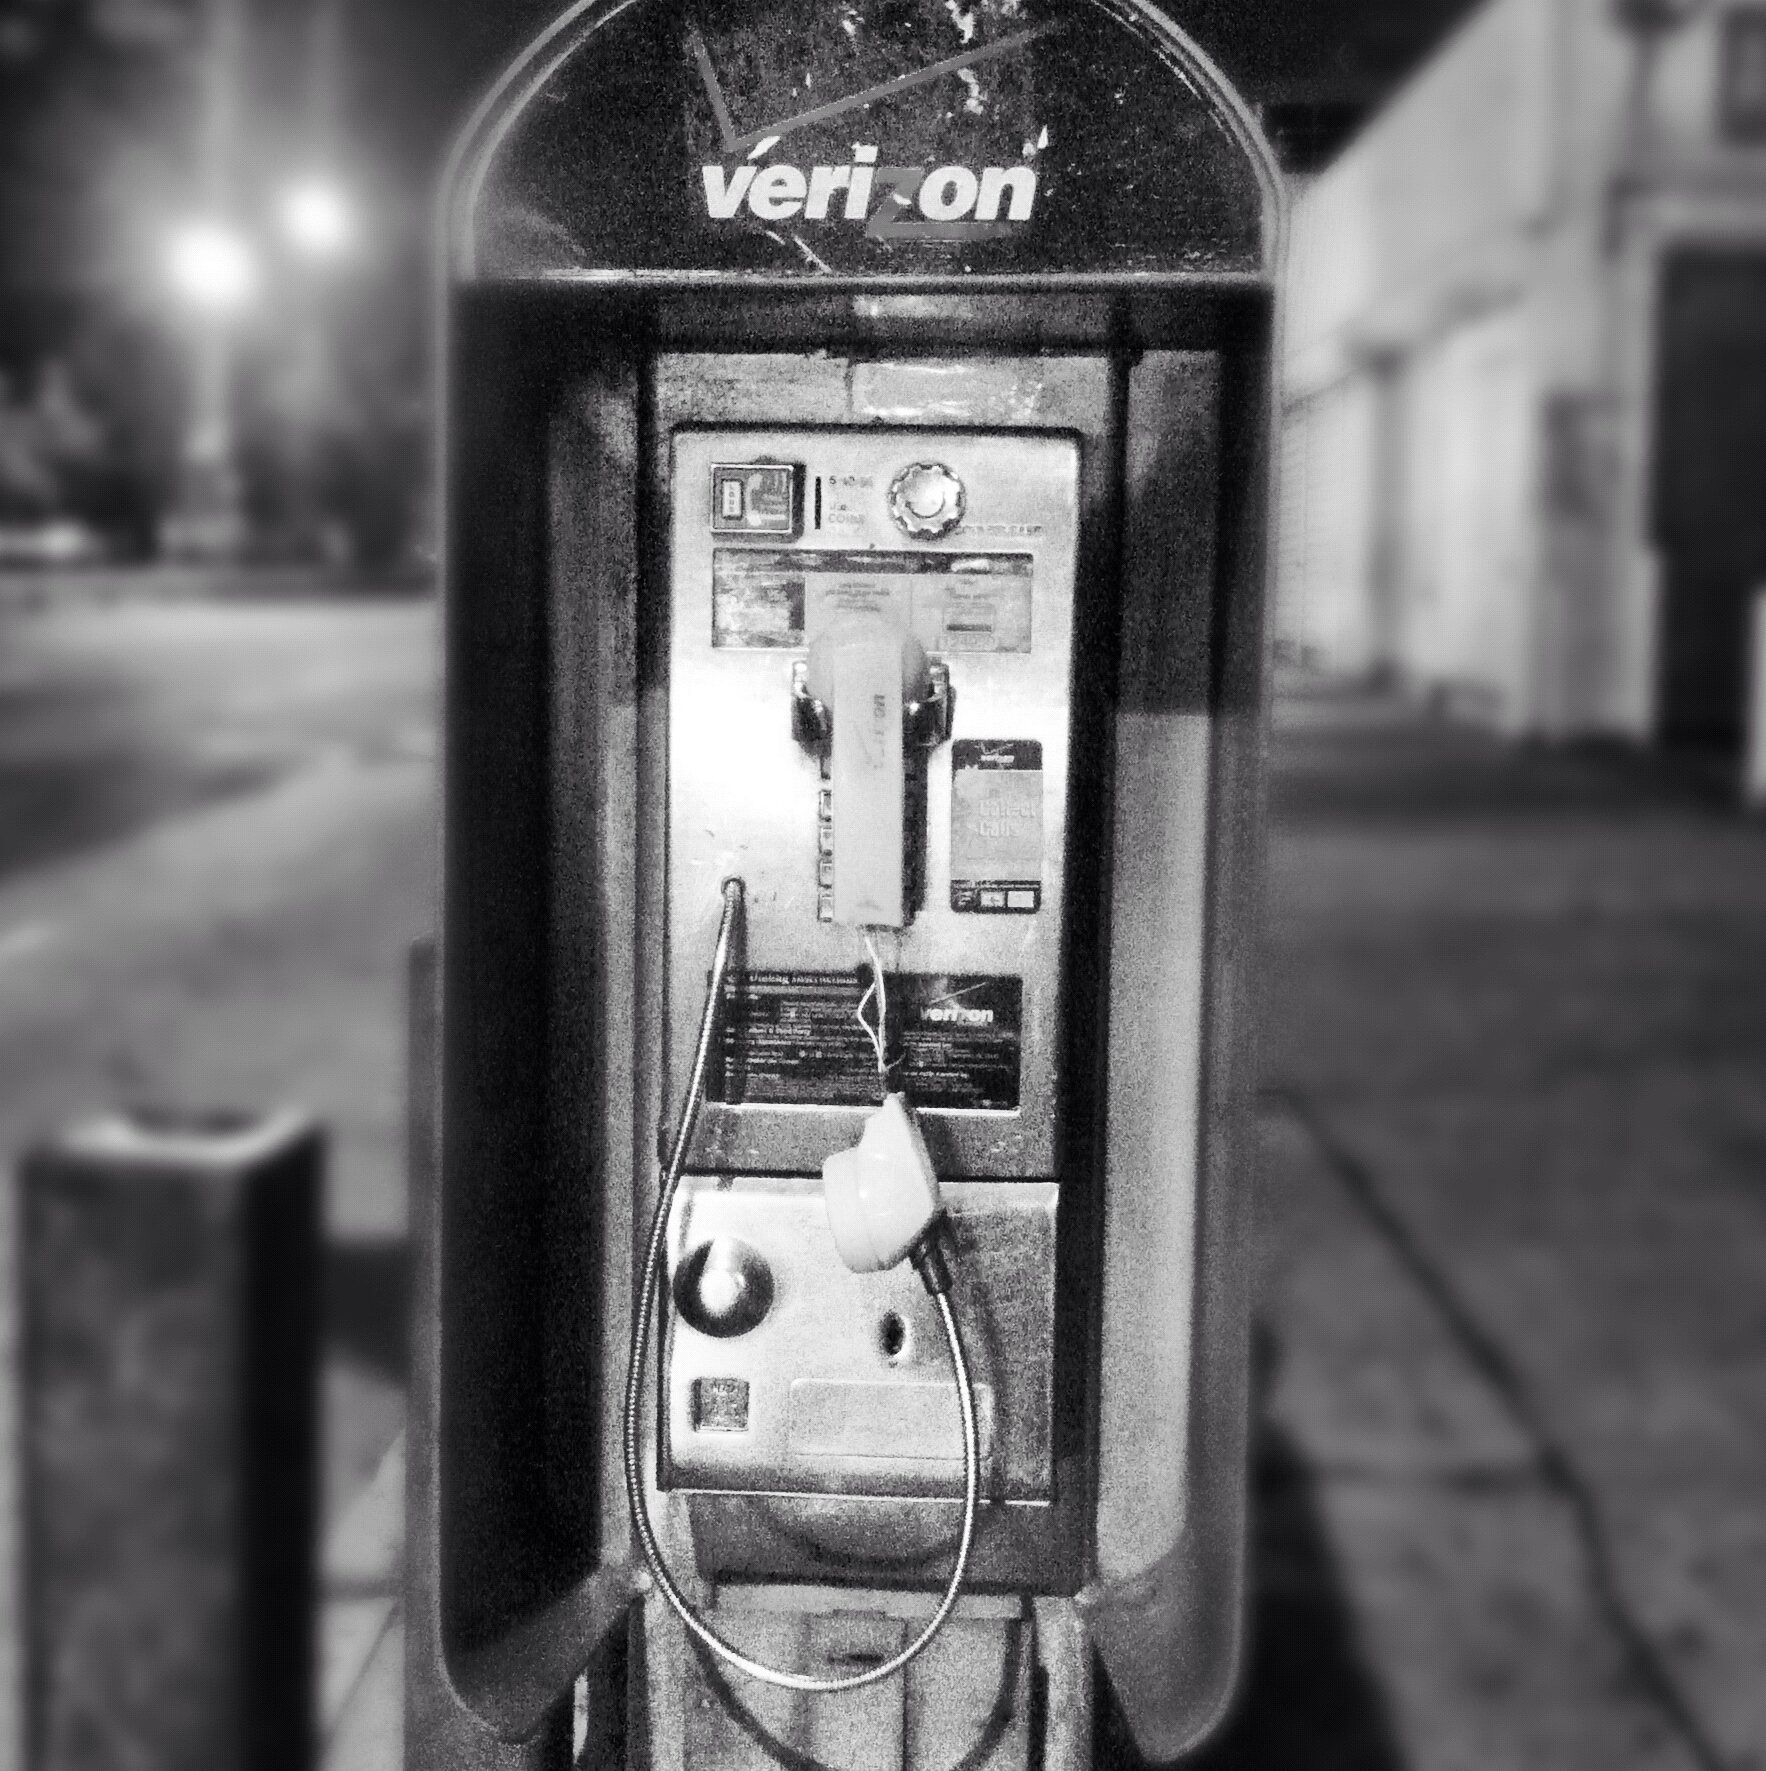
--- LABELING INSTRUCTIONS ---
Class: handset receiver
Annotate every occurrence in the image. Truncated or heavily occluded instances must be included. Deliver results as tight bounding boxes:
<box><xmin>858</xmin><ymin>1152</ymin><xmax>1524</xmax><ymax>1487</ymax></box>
<box><xmin>799</xmin><ymin>616</ymin><xmax>932</xmax><ymax>929</ymax></box>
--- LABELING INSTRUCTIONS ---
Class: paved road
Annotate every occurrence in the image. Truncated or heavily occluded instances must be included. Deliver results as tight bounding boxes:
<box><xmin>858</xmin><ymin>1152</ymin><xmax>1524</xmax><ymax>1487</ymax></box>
<box><xmin>0</xmin><ymin>592</ymin><xmax>436</xmax><ymax>1231</ymax></box>
<box><xmin>0</xmin><ymin>590</ymin><xmax>435</xmax><ymax>880</ymax></box>
<box><xmin>0</xmin><ymin>587</ymin><xmax>437</xmax><ymax>1764</ymax></box>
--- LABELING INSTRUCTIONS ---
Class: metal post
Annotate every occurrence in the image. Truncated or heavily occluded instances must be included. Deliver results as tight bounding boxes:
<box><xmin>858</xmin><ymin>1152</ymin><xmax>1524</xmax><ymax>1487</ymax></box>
<box><xmin>20</xmin><ymin>1108</ymin><xmax>322</xmax><ymax>1771</ymax></box>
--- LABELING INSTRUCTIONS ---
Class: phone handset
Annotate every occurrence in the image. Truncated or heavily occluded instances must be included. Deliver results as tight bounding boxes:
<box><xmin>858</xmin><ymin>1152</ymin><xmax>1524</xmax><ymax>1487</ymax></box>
<box><xmin>802</xmin><ymin>614</ymin><xmax>929</xmax><ymax>928</ymax></box>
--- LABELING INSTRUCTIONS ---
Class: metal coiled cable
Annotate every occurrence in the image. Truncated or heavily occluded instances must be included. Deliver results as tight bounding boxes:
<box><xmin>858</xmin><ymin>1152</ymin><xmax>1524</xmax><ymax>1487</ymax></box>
<box><xmin>622</xmin><ymin>876</ymin><xmax>980</xmax><ymax>1692</ymax></box>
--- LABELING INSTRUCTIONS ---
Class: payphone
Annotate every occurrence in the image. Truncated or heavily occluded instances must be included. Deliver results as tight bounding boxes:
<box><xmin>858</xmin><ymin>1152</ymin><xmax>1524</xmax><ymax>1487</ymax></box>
<box><xmin>625</xmin><ymin>430</ymin><xmax>1082</xmax><ymax>1691</ymax></box>
<box><xmin>659</xmin><ymin>430</ymin><xmax>1079</xmax><ymax>1500</ymax></box>
<box><xmin>416</xmin><ymin>2</ymin><xmax>1281</xmax><ymax>1767</ymax></box>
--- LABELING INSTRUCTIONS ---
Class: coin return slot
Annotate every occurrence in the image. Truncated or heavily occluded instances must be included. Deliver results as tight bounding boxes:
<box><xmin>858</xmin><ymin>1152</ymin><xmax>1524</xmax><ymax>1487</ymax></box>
<box><xmin>878</xmin><ymin>1310</ymin><xmax>910</xmax><ymax>1364</ymax></box>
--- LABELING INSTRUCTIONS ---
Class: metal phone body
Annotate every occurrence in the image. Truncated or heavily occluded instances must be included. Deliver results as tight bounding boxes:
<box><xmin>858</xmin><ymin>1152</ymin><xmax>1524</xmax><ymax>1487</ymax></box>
<box><xmin>663</xmin><ymin>427</ymin><xmax>1080</xmax><ymax>1502</ymax></box>
<box><xmin>666</xmin><ymin>428</ymin><xmax>1081</xmax><ymax>1181</ymax></box>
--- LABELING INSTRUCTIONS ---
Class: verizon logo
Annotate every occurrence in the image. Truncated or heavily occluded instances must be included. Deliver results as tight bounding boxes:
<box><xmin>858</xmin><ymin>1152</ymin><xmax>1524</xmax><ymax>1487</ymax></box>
<box><xmin>922</xmin><ymin>1004</ymin><xmax>996</xmax><ymax>1026</ymax></box>
<box><xmin>701</xmin><ymin>144</ymin><xmax>1036</xmax><ymax>241</ymax></box>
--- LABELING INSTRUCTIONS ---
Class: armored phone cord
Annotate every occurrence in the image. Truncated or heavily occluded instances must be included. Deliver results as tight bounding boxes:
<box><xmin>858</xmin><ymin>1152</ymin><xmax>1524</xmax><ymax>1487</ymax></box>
<box><xmin>622</xmin><ymin>877</ymin><xmax>980</xmax><ymax>1693</ymax></box>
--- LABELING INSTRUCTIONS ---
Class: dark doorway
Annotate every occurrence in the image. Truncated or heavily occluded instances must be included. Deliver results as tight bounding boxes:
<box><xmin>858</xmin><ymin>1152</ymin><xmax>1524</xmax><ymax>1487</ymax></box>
<box><xmin>1652</xmin><ymin>249</ymin><xmax>1766</xmax><ymax>749</ymax></box>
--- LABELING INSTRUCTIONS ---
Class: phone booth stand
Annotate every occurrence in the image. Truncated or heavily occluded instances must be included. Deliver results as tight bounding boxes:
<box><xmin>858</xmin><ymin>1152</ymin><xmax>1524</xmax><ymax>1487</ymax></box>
<box><xmin>411</xmin><ymin>4</ymin><xmax>1282</xmax><ymax>1767</ymax></box>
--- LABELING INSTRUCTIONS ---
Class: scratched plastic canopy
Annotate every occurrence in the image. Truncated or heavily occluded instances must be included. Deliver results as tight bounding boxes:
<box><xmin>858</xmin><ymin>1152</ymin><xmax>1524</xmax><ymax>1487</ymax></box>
<box><xmin>448</xmin><ymin>0</ymin><xmax>1278</xmax><ymax>282</ymax></box>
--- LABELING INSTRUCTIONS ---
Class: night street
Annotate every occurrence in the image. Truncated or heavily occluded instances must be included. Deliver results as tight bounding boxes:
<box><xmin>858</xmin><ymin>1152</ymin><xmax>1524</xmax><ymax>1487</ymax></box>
<box><xmin>6</xmin><ymin>0</ymin><xmax>1762</xmax><ymax>1763</ymax></box>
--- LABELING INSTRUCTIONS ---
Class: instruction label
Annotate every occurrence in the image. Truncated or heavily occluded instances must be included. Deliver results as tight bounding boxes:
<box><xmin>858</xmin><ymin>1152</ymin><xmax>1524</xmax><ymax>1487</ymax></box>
<box><xmin>712</xmin><ymin>550</ymin><xmax>1033</xmax><ymax>653</ymax></box>
<box><xmin>712</xmin><ymin>970</ymin><xmax>1022</xmax><ymax>1111</ymax></box>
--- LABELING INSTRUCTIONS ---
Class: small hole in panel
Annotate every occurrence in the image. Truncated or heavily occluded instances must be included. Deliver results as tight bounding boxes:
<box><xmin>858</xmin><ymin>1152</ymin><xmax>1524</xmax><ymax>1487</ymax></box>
<box><xmin>879</xmin><ymin>1311</ymin><xmax>909</xmax><ymax>1363</ymax></box>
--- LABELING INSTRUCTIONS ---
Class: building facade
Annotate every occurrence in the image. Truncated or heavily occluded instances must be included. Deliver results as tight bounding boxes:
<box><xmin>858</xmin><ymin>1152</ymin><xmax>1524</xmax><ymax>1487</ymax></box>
<box><xmin>1278</xmin><ymin>0</ymin><xmax>1766</xmax><ymax>746</ymax></box>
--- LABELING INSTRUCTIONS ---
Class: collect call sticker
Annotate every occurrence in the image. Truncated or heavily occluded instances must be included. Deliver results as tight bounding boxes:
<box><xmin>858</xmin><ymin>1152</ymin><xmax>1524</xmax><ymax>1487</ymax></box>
<box><xmin>713</xmin><ymin>971</ymin><xmax>1022</xmax><ymax>1111</ymax></box>
<box><xmin>712</xmin><ymin>550</ymin><xmax>1033</xmax><ymax>653</ymax></box>
<box><xmin>951</xmin><ymin>740</ymin><xmax>1043</xmax><ymax>913</ymax></box>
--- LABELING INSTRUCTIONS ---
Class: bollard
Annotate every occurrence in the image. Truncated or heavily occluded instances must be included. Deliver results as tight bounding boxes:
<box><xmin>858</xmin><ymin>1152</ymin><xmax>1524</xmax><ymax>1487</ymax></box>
<box><xmin>19</xmin><ymin>1107</ymin><xmax>323</xmax><ymax>1771</ymax></box>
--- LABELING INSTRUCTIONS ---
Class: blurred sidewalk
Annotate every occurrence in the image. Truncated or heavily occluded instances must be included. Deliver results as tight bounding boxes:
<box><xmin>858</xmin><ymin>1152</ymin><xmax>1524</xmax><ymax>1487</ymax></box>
<box><xmin>0</xmin><ymin>587</ymin><xmax>434</xmax><ymax>1768</ymax></box>
<box><xmin>1240</xmin><ymin>676</ymin><xmax>1766</xmax><ymax>1771</ymax></box>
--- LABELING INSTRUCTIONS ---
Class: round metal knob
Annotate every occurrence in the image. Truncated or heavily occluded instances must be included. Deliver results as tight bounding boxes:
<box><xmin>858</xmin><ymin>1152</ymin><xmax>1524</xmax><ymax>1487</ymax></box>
<box><xmin>673</xmin><ymin>1237</ymin><xmax>774</xmax><ymax>1338</ymax></box>
<box><xmin>888</xmin><ymin>462</ymin><xmax>965</xmax><ymax>539</ymax></box>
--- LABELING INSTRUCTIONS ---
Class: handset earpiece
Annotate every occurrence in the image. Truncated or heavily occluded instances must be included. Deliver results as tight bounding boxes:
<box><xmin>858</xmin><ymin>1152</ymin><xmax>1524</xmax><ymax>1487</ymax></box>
<box><xmin>803</xmin><ymin>615</ymin><xmax>930</xmax><ymax>929</ymax></box>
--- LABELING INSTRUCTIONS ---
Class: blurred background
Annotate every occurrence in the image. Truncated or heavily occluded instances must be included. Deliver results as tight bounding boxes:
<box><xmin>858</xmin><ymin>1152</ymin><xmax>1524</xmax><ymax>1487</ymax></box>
<box><xmin>1</xmin><ymin>0</ymin><xmax>1762</xmax><ymax>1768</ymax></box>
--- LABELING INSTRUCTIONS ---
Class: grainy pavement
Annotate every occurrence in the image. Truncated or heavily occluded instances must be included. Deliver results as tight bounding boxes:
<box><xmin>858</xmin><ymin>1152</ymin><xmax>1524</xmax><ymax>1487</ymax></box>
<box><xmin>1229</xmin><ymin>681</ymin><xmax>1766</xmax><ymax>1771</ymax></box>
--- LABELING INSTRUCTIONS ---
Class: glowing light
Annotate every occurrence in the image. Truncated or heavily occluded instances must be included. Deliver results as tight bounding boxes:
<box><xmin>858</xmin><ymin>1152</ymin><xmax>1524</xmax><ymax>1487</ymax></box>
<box><xmin>165</xmin><ymin>219</ymin><xmax>259</xmax><ymax>311</ymax></box>
<box><xmin>278</xmin><ymin>179</ymin><xmax>355</xmax><ymax>257</ymax></box>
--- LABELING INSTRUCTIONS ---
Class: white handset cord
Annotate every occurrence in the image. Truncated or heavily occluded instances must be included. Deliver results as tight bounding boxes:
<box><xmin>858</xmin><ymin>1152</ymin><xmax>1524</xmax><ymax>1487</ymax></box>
<box><xmin>622</xmin><ymin>877</ymin><xmax>981</xmax><ymax>1692</ymax></box>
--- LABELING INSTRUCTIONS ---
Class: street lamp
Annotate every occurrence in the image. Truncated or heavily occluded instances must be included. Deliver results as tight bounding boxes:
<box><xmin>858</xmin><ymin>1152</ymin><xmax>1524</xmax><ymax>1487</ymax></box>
<box><xmin>277</xmin><ymin>178</ymin><xmax>355</xmax><ymax>259</ymax></box>
<box><xmin>161</xmin><ymin>217</ymin><xmax>259</xmax><ymax>557</ymax></box>
<box><xmin>165</xmin><ymin>217</ymin><xmax>260</xmax><ymax>313</ymax></box>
